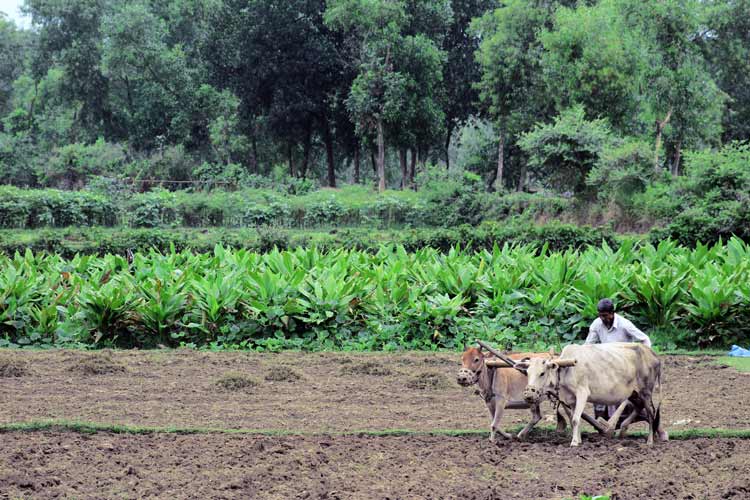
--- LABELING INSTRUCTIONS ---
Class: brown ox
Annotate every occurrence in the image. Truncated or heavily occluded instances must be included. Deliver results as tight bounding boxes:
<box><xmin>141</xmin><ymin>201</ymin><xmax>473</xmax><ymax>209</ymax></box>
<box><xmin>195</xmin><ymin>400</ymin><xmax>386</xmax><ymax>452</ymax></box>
<box><xmin>518</xmin><ymin>342</ymin><xmax>669</xmax><ymax>447</ymax></box>
<box><xmin>457</xmin><ymin>346</ymin><xmax>566</xmax><ymax>443</ymax></box>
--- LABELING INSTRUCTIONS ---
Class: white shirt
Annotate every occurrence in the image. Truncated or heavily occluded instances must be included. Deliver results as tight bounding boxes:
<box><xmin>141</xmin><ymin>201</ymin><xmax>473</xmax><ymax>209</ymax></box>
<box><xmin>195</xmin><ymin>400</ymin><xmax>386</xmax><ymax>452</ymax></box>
<box><xmin>585</xmin><ymin>313</ymin><xmax>651</xmax><ymax>347</ymax></box>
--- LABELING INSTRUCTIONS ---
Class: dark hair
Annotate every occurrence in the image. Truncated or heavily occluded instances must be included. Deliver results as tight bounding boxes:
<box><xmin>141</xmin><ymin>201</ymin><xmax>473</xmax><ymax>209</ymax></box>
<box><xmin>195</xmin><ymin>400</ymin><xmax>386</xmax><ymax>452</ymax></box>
<box><xmin>597</xmin><ymin>298</ymin><xmax>615</xmax><ymax>312</ymax></box>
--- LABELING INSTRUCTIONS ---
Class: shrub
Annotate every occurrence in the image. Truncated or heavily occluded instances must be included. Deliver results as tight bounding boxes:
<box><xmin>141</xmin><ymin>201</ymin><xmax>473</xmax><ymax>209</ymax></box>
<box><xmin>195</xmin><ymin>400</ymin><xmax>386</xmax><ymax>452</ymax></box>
<box><xmin>518</xmin><ymin>105</ymin><xmax>612</xmax><ymax>194</ymax></box>
<box><xmin>647</xmin><ymin>142</ymin><xmax>750</xmax><ymax>246</ymax></box>
<box><xmin>0</xmin><ymin>186</ymin><xmax>117</xmax><ymax>228</ymax></box>
<box><xmin>587</xmin><ymin>139</ymin><xmax>656</xmax><ymax>210</ymax></box>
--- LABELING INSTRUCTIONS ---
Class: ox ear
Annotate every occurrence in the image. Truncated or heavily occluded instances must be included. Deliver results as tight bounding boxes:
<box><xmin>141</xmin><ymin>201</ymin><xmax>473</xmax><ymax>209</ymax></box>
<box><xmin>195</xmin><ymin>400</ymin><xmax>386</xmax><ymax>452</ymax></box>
<box><xmin>515</xmin><ymin>361</ymin><xmax>530</xmax><ymax>371</ymax></box>
<box><xmin>547</xmin><ymin>361</ymin><xmax>559</xmax><ymax>371</ymax></box>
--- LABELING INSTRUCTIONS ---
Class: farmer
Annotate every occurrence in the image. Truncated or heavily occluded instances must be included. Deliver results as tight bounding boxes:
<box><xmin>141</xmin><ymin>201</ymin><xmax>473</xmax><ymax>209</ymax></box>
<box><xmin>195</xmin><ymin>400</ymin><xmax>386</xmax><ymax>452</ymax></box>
<box><xmin>585</xmin><ymin>298</ymin><xmax>652</xmax><ymax>424</ymax></box>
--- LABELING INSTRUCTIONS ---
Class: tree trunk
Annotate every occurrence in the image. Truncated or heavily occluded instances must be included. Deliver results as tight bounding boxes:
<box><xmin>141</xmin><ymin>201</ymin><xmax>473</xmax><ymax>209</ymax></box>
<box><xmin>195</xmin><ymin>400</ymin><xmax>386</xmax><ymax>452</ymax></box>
<box><xmin>323</xmin><ymin>119</ymin><xmax>336</xmax><ymax>187</ymax></box>
<box><xmin>654</xmin><ymin>108</ymin><xmax>672</xmax><ymax>173</ymax></box>
<box><xmin>494</xmin><ymin>132</ymin><xmax>504</xmax><ymax>192</ymax></box>
<box><xmin>409</xmin><ymin>149</ymin><xmax>417</xmax><ymax>190</ymax></box>
<box><xmin>249</xmin><ymin>134</ymin><xmax>258</xmax><ymax>174</ymax></box>
<box><xmin>288</xmin><ymin>143</ymin><xmax>296</xmax><ymax>178</ymax></box>
<box><xmin>445</xmin><ymin>124</ymin><xmax>453</xmax><ymax>170</ymax></box>
<box><xmin>353</xmin><ymin>146</ymin><xmax>360</xmax><ymax>184</ymax></box>
<box><xmin>377</xmin><ymin>119</ymin><xmax>386</xmax><ymax>192</ymax></box>
<box><xmin>672</xmin><ymin>141</ymin><xmax>682</xmax><ymax>176</ymax></box>
<box><xmin>371</xmin><ymin>149</ymin><xmax>377</xmax><ymax>175</ymax></box>
<box><xmin>399</xmin><ymin>148</ymin><xmax>408</xmax><ymax>189</ymax></box>
<box><xmin>517</xmin><ymin>163</ymin><xmax>526</xmax><ymax>192</ymax></box>
<box><xmin>300</xmin><ymin>126</ymin><xmax>312</xmax><ymax>179</ymax></box>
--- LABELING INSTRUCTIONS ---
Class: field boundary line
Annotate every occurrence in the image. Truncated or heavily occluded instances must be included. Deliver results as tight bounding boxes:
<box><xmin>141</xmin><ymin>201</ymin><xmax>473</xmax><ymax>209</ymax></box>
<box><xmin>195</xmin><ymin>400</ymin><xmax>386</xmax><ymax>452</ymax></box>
<box><xmin>2</xmin><ymin>420</ymin><xmax>750</xmax><ymax>440</ymax></box>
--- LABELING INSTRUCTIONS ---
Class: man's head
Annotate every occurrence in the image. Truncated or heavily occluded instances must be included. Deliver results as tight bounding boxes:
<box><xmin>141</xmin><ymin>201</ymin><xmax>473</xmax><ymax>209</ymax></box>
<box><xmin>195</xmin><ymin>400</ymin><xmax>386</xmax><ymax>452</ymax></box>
<box><xmin>597</xmin><ymin>298</ymin><xmax>615</xmax><ymax>328</ymax></box>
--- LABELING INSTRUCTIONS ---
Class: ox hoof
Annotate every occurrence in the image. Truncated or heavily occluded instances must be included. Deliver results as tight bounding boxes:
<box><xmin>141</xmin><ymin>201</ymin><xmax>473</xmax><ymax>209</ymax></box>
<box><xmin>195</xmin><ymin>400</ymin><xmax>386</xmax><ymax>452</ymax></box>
<box><xmin>659</xmin><ymin>431</ymin><xmax>669</xmax><ymax>442</ymax></box>
<box><xmin>570</xmin><ymin>441</ymin><xmax>580</xmax><ymax>447</ymax></box>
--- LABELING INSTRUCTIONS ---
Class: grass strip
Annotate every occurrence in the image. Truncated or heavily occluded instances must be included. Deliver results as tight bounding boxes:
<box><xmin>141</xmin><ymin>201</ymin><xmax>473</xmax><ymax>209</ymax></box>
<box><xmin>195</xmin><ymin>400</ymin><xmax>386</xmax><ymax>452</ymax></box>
<box><xmin>716</xmin><ymin>356</ymin><xmax>750</xmax><ymax>372</ymax></box>
<box><xmin>3</xmin><ymin>420</ymin><xmax>750</xmax><ymax>440</ymax></box>
<box><xmin>657</xmin><ymin>349</ymin><xmax>727</xmax><ymax>356</ymax></box>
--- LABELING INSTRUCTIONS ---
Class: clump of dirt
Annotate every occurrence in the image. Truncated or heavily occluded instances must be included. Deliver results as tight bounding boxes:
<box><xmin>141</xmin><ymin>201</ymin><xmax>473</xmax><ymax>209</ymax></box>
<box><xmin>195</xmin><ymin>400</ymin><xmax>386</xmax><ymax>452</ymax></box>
<box><xmin>406</xmin><ymin>371</ymin><xmax>449</xmax><ymax>390</ymax></box>
<box><xmin>396</xmin><ymin>356</ymin><xmax>453</xmax><ymax>367</ymax></box>
<box><xmin>0</xmin><ymin>356</ymin><xmax>28</xmax><ymax>377</ymax></box>
<box><xmin>69</xmin><ymin>354</ymin><xmax>126</xmax><ymax>375</ymax></box>
<box><xmin>265</xmin><ymin>367</ymin><xmax>302</xmax><ymax>382</ymax></box>
<box><xmin>215</xmin><ymin>373</ymin><xmax>259</xmax><ymax>392</ymax></box>
<box><xmin>340</xmin><ymin>361</ymin><xmax>391</xmax><ymax>376</ymax></box>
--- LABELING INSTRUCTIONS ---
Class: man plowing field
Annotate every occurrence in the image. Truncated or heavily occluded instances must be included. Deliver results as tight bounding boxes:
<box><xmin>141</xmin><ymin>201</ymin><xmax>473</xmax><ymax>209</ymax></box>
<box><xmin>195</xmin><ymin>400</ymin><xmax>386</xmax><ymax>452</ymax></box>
<box><xmin>461</xmin><ymin>297</ymin><xmax>669</xmax><ymax>446</ymax></box>
<box><xmin>584</xmin><ymin>298</ymin><xmax>652</xmax><ymax>427</ymax></box>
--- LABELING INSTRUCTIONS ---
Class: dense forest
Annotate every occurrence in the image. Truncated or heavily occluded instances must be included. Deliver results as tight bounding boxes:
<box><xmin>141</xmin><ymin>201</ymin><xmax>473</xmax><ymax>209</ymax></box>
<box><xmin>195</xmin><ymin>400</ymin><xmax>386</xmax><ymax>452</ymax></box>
<box><xmin>0</xmin><ymin>0</ymin><xmax>749</xmax><ymax>244</ymax></box>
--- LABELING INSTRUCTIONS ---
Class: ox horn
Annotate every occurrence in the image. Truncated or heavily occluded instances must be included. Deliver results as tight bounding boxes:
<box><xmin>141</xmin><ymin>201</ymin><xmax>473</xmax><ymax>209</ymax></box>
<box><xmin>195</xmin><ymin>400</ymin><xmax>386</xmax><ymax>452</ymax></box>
<box><xmin>551</xmin><ymin>358</ymin><xmax>577</xmax><ymax>367</ymax></box>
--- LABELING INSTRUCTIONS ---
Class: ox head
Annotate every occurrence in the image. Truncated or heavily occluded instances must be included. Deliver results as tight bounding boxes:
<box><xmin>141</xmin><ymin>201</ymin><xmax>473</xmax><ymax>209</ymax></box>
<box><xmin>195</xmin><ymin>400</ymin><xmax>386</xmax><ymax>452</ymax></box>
<box><xmin>517</xmin><ymin>357</ymin><xmax>559</xmax><ymax>405</ymax></box>
<box><xmin>456</xmin><ymin>346</ymin><xmax>486</xmax><ymax>386</ymax></box>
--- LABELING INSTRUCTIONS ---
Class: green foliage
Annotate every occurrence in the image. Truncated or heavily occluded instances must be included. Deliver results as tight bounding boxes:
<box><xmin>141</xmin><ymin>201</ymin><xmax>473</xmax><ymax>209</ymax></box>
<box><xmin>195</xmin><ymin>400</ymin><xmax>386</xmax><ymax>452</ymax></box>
<box><xmin>518</xmin><ymin>106</ymin><xmax>613</xmax><ymax>194</ymax></box>
<box><xmin>646</xmin><ymin>142</ymin><xmax>750</xmax><ymax>245</ymax></box>
<box><xmin>701</xmin><ymin>0</ymin><xmax>750</xmax><ymax>142</ymax></box>
<box><xmin>540</xmin><ymin>0</ymin><xmax>650</xmax><ymax>132</ymax></box>
<box><xmin>0</xmin><ymin>184</ymin><xmax>579</xmax><ymax>231</ymax></box>
<box><xmin>588</xmin><ymin>139</ymin><xmax>657</xmax><ymax>209</ymax></box>
<box><xmin>0</xmin><ymin>185</ymin><xmax>117</xmax><ymax>228</ymax></box>
<box><xmin>0</xmin><ymin>222</ymin><xmax>618</xmax><ymax>259</ymax></box>
<box><xmin>2</xmin><ymin>238</ymin><xmax>747</xmax><ymax>350</ymax></box>
<box><xmin>42</xmin><ymin>139</ymin><xmax>128</xmax><ymax>189</ymax></box>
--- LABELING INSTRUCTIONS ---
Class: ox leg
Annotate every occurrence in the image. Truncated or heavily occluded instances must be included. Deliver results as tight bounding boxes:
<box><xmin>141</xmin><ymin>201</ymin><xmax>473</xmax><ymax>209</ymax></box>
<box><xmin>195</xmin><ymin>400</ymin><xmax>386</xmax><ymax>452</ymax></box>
<box><xmin>489</xmin><ymin>398</ymin><xmax>513</xmax><ymax>442</ymax></box>
<box><xmin>559</xmin><ymin>405</ymin><xmax>573</xmax><ymax>432</ymax></box>
<box><xmin>485</xmin><ymin>398</ymin><xmax>497</xmax><ymax>443</ymax></box>
<box><xmin>643</xmin><ymin>393</ymin><xmax>659</xmax><ymax>446</ymax></box>
<box><xmin>655</xmin><ymin>404</ymin><xmax>669</xmax><ymax>442</ymax></box>
<box><xmin>625</xmin><ymin>391</ymin><xmax>657</xmax><ymax>445</ymax></box>
<box><xmin>517</xmin><ymin>403</ymin><xmax>542</xmax><ymax>440</ymax></box>
<box><xmin>570</xmin><ymin>389</ymin><xmax>590</xmax><ymax>447</ymax></box>
<box><xmin>636</xmin><ymin>391</ymin><xmax>657</xmax><ymax>446</ymax></box>
<box><xmin>555</xmin><ymin>406</ymin><xmax>568</xmax><ymax>433</ymax></box>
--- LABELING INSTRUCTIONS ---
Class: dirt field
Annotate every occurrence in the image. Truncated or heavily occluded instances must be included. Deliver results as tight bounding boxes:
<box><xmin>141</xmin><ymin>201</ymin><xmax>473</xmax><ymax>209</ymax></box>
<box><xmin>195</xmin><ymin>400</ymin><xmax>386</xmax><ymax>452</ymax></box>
<box><xmin>1</xmin><ymin>431</ymin><xmax>749</xmax><ymax>499</ymax></box>
<box><xmin>1</xmin><ymin>350</ymin><xmax>749</xmax><ymax>499</ymax></box>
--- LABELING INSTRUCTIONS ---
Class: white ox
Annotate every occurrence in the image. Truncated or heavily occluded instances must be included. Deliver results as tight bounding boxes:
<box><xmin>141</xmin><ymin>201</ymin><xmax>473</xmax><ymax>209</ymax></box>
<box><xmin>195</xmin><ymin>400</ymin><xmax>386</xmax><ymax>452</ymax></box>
<box><xmin>517</xmin><ymin>342</ymin><xmax>669</xmax><ymax>447</ymax></box>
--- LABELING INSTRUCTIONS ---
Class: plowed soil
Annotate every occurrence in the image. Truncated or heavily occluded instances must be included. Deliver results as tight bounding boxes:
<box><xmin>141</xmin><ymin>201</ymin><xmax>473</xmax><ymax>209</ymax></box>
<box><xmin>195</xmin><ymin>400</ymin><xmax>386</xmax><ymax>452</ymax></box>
<box><xmin>1</xmin><ymin>350</ymin><xmax>749</xmax><ymax>499</ymax></box>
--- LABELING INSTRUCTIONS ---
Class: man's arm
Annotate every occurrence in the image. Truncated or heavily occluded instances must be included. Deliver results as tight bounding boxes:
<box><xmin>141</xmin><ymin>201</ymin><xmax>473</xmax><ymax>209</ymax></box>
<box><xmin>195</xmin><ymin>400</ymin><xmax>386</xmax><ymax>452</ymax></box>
<box><xmin>584</xmin><ymin>323</ymin><xmax>600</xmax><ymax>344</ymax></box>
<box><xmin>623</xmin><ymin>319</ymin><xmax>652</xmax><ymax>347</ymax></box>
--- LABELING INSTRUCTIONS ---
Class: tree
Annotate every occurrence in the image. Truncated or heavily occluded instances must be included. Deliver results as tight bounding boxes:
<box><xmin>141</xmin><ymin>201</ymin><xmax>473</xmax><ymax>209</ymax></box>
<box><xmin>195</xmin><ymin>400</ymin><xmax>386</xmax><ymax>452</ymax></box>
<box><xmin>473</xmin><ymin>0</ymin><xmax>560</xmax><ymax>191</ymax></box>
<box><xmin>440</xmin><ymin>0</ymin><xmax>496</xmax><ymax>169</ymax></box>
<box><xmin>699</xmin><ymin>0</ymin><xmax>750</xmax><ymax>142</ymax></box>
<box><xmin>539</xmin><ymin>0</ymin><xmax>652</xmax><ymax>133</ymax></box>
<box><xmin>518</xmin><ymin>105</ymin><xmax>612</xmax><ymax>194</ymax></box>
<box><xmin>622</xmin><ymin>0</ymin><xmax>724</xmax><ymax>172</ymax></box>
<box><xmin>25</xmin><ymin>0</ymin><xmax>118</xmax><ymax>141</ymax></box>
<box><xmin>0</xmin><ymin>16</ymin><xmax>33</xmax><ymax>129</ymax></box>
<box><xmin>206</xmin><ymin>0</ymin><xmax>350</xmax><ymax>185</ymax></box>
<box><xmin>391</xmin><ymin>34</ymin><xmax>447</xmax><ymax>188</ymax></box>
<box><xmin>325</xmin><ymin>0</ymin><xmax>409</xmax><ymax>192</ymax></box>
<box><xmin>102</xmin><ymin>1</ymin><xmax>201</xmax><ymax>149</ymax></box>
